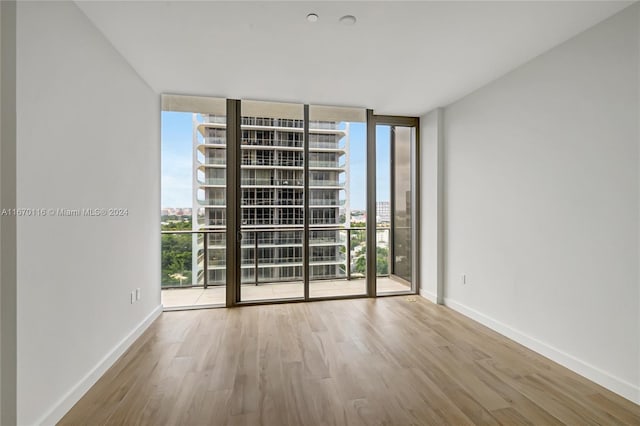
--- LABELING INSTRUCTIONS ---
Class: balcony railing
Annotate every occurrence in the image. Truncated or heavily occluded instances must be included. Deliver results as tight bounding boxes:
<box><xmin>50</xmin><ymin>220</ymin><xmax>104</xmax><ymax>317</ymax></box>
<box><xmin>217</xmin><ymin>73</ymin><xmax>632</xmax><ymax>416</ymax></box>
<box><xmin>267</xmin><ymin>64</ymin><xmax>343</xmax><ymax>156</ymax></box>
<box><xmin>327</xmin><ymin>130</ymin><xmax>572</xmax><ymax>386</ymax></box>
<box><xmin>241</xmin><ymin>117</ymin><xmax>276</xmax><ymax>127</ymax></box>
<box><xmin>201</xmin><ymin>115</ymin><xmax>226</xmax><ymax>124</ymax></box>
<box><xmin>241</xmin><ymin>138</ymin><xmax>304</xmax><ymax>149</ymax></box>
<box><xmin>241</xmin><ymin>158</ymin><xmax>303</xmax><ymax>167</ymax></box>
<box><xmin>309</xmin><ymin>121</ymin><xmax>338</xmax><ymax>130</ymax></box>
<box><xmin>242</xmin><ymin>199</ymin><xmax>304</xmax><ymax>206</ymax></box>
<box><xmin>161</xmin><ymin>227</ymin><xmax>390</xmax><ymax>289</ymax></box>
<box><xmin>309</xmin><ymin>199</ymin><xmax>345</xmax><ymax>206</ymax></box>
<box><xmin>275</xmin><ymin>119</ymin><xmax>304</xmax><ymax>128</ymax></box>
<box><xmin>308</xmin><ymin>161</ymin><xmax>345</xmax><ymax>168</ymax></box>
<box><xmin>199</xmin><ymin>117</ymin><xmax>340</xmax><ymax>131</ymax></box>
<box><xmin>242</xmin><ymin>138</ymin><xmax>275</xmax><ymax>146</ymax></box>
<box><xmin>204</xmin><ymin>137</ymin><xmax>226</xmax><ymax>145</ymax></box>
<box><xmin>199</xmin><ymin>178</ymin><xmax>226</xmax><ymax>186</ymax></box>
<box><xmin>202</xmin><ymin>157</ymin><xmax>226</xmax><ymax>166</ymax></box>
<box><xmin>197</xmin><ymin>198</ymin><xmax>225</xmax><ymax>206</ymax></box>
<box><xmin>309</xmin><ymin>180</ymin><xmax>344</xmax><ymax>187</ymax></box>
<box><xmin>241</xmin><ymin>178</ymin><xmax>303</xmax><ymax>186</ymax></box>
<box><xmin>309</xmin><ymin>142</ymin><xmax>344</xmax><ymax>150</ymax></box>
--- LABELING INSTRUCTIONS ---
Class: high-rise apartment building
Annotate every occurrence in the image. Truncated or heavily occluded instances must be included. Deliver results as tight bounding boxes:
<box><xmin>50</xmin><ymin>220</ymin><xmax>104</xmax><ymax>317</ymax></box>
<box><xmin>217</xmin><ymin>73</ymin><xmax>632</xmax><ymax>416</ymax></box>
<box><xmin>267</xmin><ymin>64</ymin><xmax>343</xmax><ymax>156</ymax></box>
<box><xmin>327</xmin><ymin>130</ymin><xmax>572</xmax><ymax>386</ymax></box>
<box><xmin>192</xmin><ymin>113</ymin><xmax>349</xmax><ymax>286</ymax></box>
<box><xmin>376</xmin><ymin>201</ymin><xmax>391</xmax><ymax>223</ymax></box>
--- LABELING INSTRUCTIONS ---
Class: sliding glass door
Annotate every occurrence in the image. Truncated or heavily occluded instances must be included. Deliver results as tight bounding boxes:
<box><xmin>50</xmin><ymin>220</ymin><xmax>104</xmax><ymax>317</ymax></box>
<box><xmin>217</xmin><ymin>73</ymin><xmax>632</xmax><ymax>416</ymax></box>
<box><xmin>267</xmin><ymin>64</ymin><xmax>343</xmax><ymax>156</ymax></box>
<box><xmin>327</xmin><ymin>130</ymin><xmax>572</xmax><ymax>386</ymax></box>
<box><xmin>238</xmin><ymin>100</ymin><xmax>305</xmax><ymax>302</ymax></box>
<box><xmin>234</xmin><ymin>101</ymin><xmax>369</xmax><ymax>303</ymax></box>
<box><xmin>374</xmin><ymin>119</ymin><xmax>419</xmax><ymax>295</ymax></box>
<box><xmin>308</xmin><ymin>106</ymin><xmax>367</xmax><ymax>299</ymax></box>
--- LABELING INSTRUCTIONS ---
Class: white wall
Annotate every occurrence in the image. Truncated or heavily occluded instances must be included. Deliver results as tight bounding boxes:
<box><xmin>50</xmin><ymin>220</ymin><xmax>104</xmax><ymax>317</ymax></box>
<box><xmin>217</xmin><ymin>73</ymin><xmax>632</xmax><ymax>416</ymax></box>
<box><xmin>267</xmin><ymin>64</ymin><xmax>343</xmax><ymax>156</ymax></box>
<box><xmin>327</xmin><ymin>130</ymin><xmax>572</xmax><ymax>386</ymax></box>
<box><xmin>420</xmin><ymin>108</ymin><xmax>443</xmax><ymax>304</ymax></box>
<box><xmin>441</xmin><ymin>4</ymin><xmax>639</xmax><ymax>402</ymax></box>
<box><xmin>16</xmin><ymin>2</ymin><xmax>161</xmax><ymax>424</ymax></box>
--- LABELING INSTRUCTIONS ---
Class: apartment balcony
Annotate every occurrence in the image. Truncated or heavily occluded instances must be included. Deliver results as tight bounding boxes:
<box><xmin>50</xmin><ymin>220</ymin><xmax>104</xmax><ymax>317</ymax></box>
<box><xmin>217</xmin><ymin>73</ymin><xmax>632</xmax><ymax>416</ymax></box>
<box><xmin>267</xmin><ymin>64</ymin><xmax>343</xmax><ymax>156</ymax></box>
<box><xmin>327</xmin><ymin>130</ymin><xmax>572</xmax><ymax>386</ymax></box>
<box><xmin>199</xmin><ymin>157</ymin><xmax>226</xmax><ymax>167</ymax></box>
<box><xmin>242</xmin><ymin>137</ymin><xmax>276</xmax><ymax>146</ymax></box>
<box><xmin>308</xmin><ymin>160</ymin><xmax>345</xmax><ymax>169</ymax></box>
<box><xmin>309</xmin><ymin>255</ymin><xmax>346</xmax><ymax>264</ymax></box>
<box><xmin>241</xmin><ymin>159</ymin><xmax>304</xmax><ymax>168</ymax></box>
<box><xmin>161</xmin><ymin>277</ymin><xmax>409</xmax><ymax>309</ymax></box>
<box><xmin>199</xmin><ymin>219</ymin><xmax>226</xmax><ymax>227</ymax></box>
<box><xmin>196</xmin><ymin>198</ymin><xmax>225</xmax><ymax>206</ymax></box>
<box><xmin>309</xmin><ymin>199</ymin><xmax>345</xmax><ymax>207</ymax></box>
<box><xmin>241</xmin><ymin>220</ymin><xmax>304</xmax><ymax>227</ymax></box>
<box><xmin>162</xmin><ymin>227</ymin><xmax>383</xmax><ymax>282</ymax></box>
<box><xmin>203</xmin><ymin>239</ymin><xmax>344</xmax><ymax>248</ymax></box>
<box><xmin>308</xmin><ymin>121</ymin><xmax>337</xmax><ymax>130</ymax></box>
<box><xmin>196</xmin><ymin>123</ymin><xmax>226</xmax><ymax>138</ymax></box>
<box><xmin>161</xmin><ymin>226</ymin><xmax>401</xmax><ymax>308</ymax></box>
<box><xmin>241</xmin><ymin>139</ymin><xmax>304</xmax><ymax>150</ymax></box>
<box><xmin>197</xmin><ymin>177</ymin><xmax>226</xmax><ymax>186</ymax></box>
<box><xmin>241</xmin><ymin>201</ymin><xmax>304</xmax><ymax>207</ymax></box>
<box><xmin>241</xmin><ymin>197</ymin><xmax>304</xmax><ymax>206</ymax></box>
<box><xmin>241</xmin><ymin>178</ymin><xmax>304</xmax><ymax>187</ymax></box>
<box><xmin>309</xmin><ymin>180</ymin><xmax>344</xmax><ymax>188</ymax></box>
<box><xmin>240</xmin><ymin>258</ymin><xmax>303</xmax><ymax>266</ymax></box>
<box><xmin>201</xmin><ymin>114</ymin><xmax>227</xmax><ymax>124</ymax></box>
<box><xmin>202</xmin><ymin>136</ymin><xmax>226</xmax><ymax>145</ymax></box>
<box><xmin>308</xmin><ymin>142</ymin><xmax>346</xmax><ymax>152</ymax></box>
<box><xmin>241</xmin><ymin>117</ymin><xmax>278</xmax><ymax>127</ymax></box>
<box><xmin>241</xmin><ymin>234</ymin><xmax>302</xmax><ymax>245</ymax></box>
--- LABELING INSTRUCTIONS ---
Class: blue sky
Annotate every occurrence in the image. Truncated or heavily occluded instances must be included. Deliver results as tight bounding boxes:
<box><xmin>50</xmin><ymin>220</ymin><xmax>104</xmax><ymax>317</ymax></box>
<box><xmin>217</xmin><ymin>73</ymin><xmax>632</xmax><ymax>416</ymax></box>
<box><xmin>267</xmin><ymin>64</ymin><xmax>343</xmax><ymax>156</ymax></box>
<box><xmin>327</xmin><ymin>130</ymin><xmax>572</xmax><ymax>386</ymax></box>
<box><xmin>161</xmin><ymin>112</ymin><xmax>194</xmax><ymax>207</ymax></box>
<box><xmin>161</xmin><ymin>112</ymin><xmax>391</xmax><ymax>209</ymax></box>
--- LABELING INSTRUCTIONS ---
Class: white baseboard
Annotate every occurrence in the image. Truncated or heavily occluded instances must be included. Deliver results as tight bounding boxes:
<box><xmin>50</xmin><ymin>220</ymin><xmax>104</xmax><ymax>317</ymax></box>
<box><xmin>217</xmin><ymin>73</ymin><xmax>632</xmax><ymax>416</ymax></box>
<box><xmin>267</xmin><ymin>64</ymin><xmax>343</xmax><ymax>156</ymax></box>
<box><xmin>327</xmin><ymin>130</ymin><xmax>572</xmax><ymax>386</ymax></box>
<box><xmin>444</xmin><ymin>298</ymin><xmax>640</xmax><ymax>405</ymax></box>
<box><xmin>419</xmin><ymin>288</ymin><xmax>438</xmax><ymax>304</ymax></box>
<box><xmin>37</xmin><ymin>305</ymin><xmax>163</xmax><ymax>426</ymax></box>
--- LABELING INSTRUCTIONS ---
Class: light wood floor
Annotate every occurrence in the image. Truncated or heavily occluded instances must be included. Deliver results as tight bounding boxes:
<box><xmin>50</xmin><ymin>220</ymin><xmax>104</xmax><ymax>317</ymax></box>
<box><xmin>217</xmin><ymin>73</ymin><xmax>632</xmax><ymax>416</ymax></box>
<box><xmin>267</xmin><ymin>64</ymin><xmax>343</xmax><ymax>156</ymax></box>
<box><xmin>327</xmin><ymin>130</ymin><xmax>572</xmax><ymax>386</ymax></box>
<box><xmin>60</xmin><ymin>297</ymin><xmax>640</xmax><ymax>425</ymax></box>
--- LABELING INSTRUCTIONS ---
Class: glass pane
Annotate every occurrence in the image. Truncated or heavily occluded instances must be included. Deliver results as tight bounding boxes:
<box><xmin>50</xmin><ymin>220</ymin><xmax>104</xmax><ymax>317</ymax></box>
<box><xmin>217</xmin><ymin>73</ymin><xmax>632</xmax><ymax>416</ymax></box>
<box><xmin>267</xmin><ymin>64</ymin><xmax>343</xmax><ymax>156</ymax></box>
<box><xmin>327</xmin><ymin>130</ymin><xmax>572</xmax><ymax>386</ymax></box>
<box><xmin>308</xmin><ymin>105</ymin><xmax>366</xmax><ymax>298</ymax></box>
<box><xmin>376</xmin><ymin>124</ymin><xmax>414</xmax><ymax>295</ymax></box>
<box><xmin>240</xmin><ymin>100</ymin><xmax>304</xmax><ymax>301</ymax></box>
<box><xmin>161</xmin><ymin>95</ymin><xmax>227</xmax><ymax>308</ymax></box>
<box><xmin>393</xmin><ymin>126</ymin><xmax>414</xmax><ymax>284</ymax></box>
<box><xmin>161</xmin><ymin>230</ymin><xmax>194</xmax><ymax>287</ymax></box>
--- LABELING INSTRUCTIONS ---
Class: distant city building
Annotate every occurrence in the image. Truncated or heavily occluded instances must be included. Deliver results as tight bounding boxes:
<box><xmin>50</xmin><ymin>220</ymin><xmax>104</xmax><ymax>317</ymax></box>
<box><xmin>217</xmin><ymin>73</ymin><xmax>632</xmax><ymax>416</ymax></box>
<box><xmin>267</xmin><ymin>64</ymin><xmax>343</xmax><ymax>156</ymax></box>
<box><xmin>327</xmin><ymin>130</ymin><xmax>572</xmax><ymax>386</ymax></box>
<box><xmin>376</xmin><ymin>201</ymin><xmax>390</xmax><ymax>223</ymax></box>
<box><xmin>162</xmin><ymin>207</ymin><xmax>192</xmax><ymax>217</ymax></box>
<box><xmin>350</xmin><ymin>210</ymin><xmax>366</xmax><ymax>223</ymax></box>
<box><xmin>193</xmin><ymin>113</ymin><xmax>349</xmax><ymax>285</ymax></box>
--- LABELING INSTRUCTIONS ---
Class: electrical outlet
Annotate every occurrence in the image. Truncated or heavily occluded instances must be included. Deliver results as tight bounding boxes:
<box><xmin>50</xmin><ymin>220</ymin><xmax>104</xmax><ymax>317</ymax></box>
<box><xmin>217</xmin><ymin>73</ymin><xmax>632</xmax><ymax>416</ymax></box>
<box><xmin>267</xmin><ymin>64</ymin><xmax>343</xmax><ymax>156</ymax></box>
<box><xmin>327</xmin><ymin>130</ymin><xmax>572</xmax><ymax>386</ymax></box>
<box><xmin>130</xmin><ymin>291</ymin><xmax>135</xmax><ymax>304</ymax></box>
<box><xmin>136</xmin><ymin>288</ymin><xmax>141</xmax><ymax>301</ymax></box>
<box><xmin>461</xmin><ymin>274</ymin><xmax>467</xmax><ymax>285</ymax></box>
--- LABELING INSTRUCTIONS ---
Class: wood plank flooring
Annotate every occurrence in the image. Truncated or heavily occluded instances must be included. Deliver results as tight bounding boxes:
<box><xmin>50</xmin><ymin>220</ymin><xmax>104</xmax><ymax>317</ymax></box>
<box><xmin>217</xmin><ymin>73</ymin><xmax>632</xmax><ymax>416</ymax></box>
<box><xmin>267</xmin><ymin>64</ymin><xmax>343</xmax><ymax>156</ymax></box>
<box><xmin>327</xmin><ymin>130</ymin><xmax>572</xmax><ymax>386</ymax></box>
<box><xmin>59</xmin><ymin>297</ymin><xmax>640</xmax><ymax>425</ymax></box>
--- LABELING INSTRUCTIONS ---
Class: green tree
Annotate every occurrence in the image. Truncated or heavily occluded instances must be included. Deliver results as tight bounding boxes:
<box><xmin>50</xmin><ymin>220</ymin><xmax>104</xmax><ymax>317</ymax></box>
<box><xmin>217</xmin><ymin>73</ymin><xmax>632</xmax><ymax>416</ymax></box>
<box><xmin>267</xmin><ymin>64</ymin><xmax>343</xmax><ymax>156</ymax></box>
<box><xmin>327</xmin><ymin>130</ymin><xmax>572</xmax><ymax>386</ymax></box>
<box><xmin>161</xmin><ymin>218</ymin><xmax>194</xmax><ymax>286</ymax></box>
<box><xmin>353</xmin><ymin>245</ymin><xmax>389</xmax><ymax>276</ymax></box>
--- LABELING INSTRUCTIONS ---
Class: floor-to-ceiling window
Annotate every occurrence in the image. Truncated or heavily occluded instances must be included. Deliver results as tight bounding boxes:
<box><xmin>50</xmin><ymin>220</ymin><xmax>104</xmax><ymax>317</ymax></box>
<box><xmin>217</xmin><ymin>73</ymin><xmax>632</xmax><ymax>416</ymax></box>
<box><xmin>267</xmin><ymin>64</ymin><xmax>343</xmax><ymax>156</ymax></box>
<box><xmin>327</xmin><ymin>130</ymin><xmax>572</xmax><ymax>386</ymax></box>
<box><xmin>161</xmin><ymin>95</ymin><xmax>418</xmax><ymax>309</ymax></box>
<box><xmin>161</xmin><ymin>96</ymin><xmax>228</xmax><ymax>309</ymax></box>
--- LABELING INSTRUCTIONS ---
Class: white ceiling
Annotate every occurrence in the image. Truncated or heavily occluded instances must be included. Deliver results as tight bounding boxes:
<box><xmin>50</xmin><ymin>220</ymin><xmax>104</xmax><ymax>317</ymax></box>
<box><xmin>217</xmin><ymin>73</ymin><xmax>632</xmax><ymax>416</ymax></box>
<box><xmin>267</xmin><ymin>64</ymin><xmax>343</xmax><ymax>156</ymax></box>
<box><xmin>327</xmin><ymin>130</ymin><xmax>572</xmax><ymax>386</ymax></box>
<box><xmin>75</xmin><ymin>1</ymin><xmax>634</xmax><ymax>116</ymax></box>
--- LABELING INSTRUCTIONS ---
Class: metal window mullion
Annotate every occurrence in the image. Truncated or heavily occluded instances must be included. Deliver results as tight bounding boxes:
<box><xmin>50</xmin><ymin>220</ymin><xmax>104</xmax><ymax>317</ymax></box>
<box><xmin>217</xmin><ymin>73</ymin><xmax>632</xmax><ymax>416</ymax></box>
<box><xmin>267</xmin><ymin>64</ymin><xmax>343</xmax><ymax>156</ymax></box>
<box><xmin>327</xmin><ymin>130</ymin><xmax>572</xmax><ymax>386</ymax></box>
<box><xmin>346</xmin><ymin>228</ymin><xmax>351</xmax><ymax>281</ymax></box>
<box><xmin>412</xmin><ymin>124</ymin><xmax>421</xmax><ymax>295</ymax></box>
<box><xmin>366</xmin><ymin>109</ymin><xmax>376</xmax><ymax>297</ymax></box>
<box><xmin>203</xmin><ymin>232</ymin><xmax>208</xmax><ymax>289</ymax></box>
<box><xmin>390</xmin><ymin>126</ymin><xmax>396</xmax><ymax>277</ymax></box>
<box><xmin>226</xmin><ymin>99</ymin><xmax>241</xmax><ymax>307</ymax></box>
<box><xmin>303</xmin><ymin>105</ymin><xmax>310</xmax><ymax>300</ymax></box>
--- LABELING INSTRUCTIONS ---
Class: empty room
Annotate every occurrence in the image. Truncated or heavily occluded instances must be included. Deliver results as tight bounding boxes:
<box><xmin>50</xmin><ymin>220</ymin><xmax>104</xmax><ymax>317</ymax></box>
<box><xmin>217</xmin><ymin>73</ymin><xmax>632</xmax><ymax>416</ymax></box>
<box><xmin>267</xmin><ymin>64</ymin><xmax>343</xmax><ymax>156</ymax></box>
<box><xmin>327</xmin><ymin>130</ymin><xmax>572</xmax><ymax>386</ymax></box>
<box><xmin>1</xmin><ymin>1</ymin><xmax>639</xmax><ymax>425</ymax></box>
